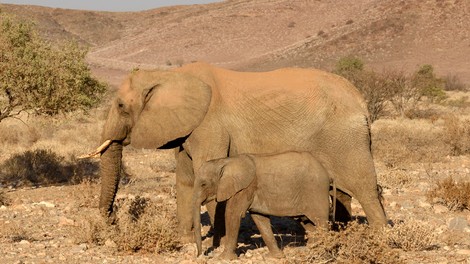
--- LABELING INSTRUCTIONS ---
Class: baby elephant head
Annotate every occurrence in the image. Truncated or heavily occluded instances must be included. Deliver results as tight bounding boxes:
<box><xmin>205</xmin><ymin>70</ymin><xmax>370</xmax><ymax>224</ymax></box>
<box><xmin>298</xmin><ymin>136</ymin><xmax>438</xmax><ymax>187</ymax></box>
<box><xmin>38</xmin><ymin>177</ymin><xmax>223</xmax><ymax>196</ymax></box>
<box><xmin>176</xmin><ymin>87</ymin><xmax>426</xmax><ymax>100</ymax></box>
<box><xmin>192</xmin><ymin>155</ymin><xmax>256</xmax><ymax>256</ymax></box>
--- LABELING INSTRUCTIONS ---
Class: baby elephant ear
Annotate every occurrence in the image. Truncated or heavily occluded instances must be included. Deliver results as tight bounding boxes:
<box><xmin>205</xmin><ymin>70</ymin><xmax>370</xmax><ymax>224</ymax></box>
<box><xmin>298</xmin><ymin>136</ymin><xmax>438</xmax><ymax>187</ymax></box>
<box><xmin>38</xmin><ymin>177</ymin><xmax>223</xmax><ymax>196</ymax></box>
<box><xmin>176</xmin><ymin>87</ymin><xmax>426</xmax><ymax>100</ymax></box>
<box><xmin>216</xmin><ymin>156</ymin><xmax>255</xmax><ymax>202</ymax></box>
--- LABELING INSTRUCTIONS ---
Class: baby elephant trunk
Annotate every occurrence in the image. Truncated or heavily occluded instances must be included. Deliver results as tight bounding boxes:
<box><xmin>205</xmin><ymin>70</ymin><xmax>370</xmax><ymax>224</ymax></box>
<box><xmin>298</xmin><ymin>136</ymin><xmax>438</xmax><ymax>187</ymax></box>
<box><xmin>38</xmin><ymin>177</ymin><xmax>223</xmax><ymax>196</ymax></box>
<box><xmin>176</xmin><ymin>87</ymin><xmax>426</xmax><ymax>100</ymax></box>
<box><xmin>193</xmin><ymin>192</ymin><xmax>203</xmax><ymax>256</ymax></box>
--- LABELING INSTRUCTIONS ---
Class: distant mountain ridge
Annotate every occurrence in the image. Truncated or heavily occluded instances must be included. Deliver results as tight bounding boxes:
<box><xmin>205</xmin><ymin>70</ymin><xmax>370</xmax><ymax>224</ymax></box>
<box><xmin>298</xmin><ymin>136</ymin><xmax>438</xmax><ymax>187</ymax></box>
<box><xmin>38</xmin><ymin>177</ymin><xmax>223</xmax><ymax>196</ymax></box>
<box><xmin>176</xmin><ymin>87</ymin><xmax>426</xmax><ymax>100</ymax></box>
<box><xmin>2</xmin><ymin>0</ymin><xmax>469</xmax><ymax>82</ymax></box>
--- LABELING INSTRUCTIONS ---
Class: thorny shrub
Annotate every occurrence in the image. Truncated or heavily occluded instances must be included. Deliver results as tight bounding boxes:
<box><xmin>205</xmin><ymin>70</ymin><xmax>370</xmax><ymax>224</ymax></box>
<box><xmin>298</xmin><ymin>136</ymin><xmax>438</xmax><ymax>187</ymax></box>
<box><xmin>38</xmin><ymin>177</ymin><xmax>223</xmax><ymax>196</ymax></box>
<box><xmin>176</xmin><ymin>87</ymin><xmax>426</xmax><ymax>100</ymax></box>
<box><xmin>442</xmin><ymin>115</ymin><xmax>470</xmax><ymax>156</ymax></box>
<box><xmin>301</xmin><ymin>219</ymin><xmax>437</xmax><ymax>263</ymax></box>
<box><xmin>385</xmin><ymin>219</ymin><xmax>438</xmax><ymax>251</ymax></box>
<box><xmin>427</xmin><ymin>176</ymin><xmax>470</xmax><ymax>211</ymax></box>
<box><xmin>303</xmin><ymin>221</ymin><xmax>401</xmax><ymax>264</ymax></box>
<box><xmin>444</xmin><ymin>73</ymin><xmax>468</xmax><ymax>91</ymax></box>
<box><xmin>0</xmin><ymin>149</ymin><xmax>99</xmax><ymax>187</ymax></box>
<box><xmin>77</xmin><ymin>196</ymin><xmax>181</xmax><ymax>254</ymax></box>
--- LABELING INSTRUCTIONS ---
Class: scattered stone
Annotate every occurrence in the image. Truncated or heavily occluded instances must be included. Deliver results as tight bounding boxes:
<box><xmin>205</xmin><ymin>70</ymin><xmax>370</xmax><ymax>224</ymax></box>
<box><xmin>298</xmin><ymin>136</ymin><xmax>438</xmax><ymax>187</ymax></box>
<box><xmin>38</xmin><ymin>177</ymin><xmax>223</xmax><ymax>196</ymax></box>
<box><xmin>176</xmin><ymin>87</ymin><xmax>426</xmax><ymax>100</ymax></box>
<box><xmin>456</xmin><ymin>249</ymin><xmax>470</xmax><ymax>255</ymax></box>
<box><xmin>418</xmin><ymin>199</ymin><xmax>432</xmax><ymax>209</ymax></box>
<box><xmin>58</xmin><ymin>216</ymin><xmax>75</xmax><ymax>226</ymax></box>
<box><xmin>71</xmin><ymin>243</ymin><xmax>88</xmax><ymax>253</ymax></box>
<box><xmin>18</xmin><ymin>240</ymin><xmax>30</xmax><ymax>245</ymax></box>
<box><xmin>0</xmin><ymin>205</ymin><xmax>7</xmax><ymax>210</ymax></box>
<box><xmin>448</xmin><ymin>217</ymin><xmax>469</xmax><ymax>231</ymax></box>
<box><xmin>34</xmin><ymin>201</ymin><xmax>55</xmax><ymax>208</ymax></box>
<box><xmin>433</xmin><ymin>204</ymin><xmax>448</xmax><ymax>214</ymax></box>
<box><xmin>400</xmin><ymin>201</ymin><xmax>414</xmax><ymax>210</ymax></box>
<box><xmin>104</xmin><ymin>239</ymin><xmax>117</xmax><ymax>248</ymax></box>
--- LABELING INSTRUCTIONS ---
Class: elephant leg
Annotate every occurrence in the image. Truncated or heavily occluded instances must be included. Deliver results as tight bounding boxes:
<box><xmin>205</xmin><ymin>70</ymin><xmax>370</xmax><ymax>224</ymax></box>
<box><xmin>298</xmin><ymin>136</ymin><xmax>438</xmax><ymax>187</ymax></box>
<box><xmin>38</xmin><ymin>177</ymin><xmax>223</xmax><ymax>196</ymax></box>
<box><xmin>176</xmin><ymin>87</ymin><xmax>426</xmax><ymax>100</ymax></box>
<box><xmin>219</xmin><ymin>193</ymin><xmax>250</xmax><ymax>260</ymax></box>
<box><xmin>211</xmin><ymin>201</ymin><xmax>226</xmax><ymax>248</ymax></box>
<box><xmin>334</xmin><ymin>190</ymin><xmax>352</xmax><ymax>225</ymax></box>
<box><xmin>175</xmin><ymin>149</ymin><xmax>195</xmax><ymax>243</ymax></box>
<box><xmin>251</xmin><ymin>213</ymin><xmax>284</xmax><ymax>259</ymax></box>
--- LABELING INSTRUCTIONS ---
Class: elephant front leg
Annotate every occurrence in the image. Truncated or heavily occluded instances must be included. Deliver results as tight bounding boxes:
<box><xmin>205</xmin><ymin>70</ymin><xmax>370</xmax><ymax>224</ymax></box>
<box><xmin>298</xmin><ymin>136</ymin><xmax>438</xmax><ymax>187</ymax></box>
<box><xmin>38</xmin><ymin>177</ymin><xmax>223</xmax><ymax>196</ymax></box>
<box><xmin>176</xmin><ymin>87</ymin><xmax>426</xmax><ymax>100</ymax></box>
<box><xmin>175</xmin><ymin>149</ymin><xmax>195</xmax><ymax>243</ymax></box>
<box><xmin>250</xmin><ymin>213</ymin><xmax>284</xmax><ymax>259</ymax></box>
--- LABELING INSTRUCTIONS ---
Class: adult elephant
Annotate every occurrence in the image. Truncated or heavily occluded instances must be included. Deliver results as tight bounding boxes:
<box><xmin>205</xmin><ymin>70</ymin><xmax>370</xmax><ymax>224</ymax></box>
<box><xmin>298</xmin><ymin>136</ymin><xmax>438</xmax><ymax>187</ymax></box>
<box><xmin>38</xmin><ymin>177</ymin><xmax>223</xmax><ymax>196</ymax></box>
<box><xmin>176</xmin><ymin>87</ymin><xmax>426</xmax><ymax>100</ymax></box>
<box><xmin>84</xmin><ymin>62</ymin><xmax>387</xmax><ymax>242</ymax></box>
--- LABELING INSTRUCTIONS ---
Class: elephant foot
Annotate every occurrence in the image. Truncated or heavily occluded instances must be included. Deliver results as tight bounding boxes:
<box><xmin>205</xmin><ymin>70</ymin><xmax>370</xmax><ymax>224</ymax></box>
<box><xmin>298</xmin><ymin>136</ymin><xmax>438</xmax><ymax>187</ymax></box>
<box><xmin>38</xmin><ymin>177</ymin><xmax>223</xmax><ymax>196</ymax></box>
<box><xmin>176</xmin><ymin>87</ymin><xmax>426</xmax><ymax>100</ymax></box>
<box><xmin>266</xmin><ymin>250</ymin><xmax>285</xmax><ymax>259</ymax></box>
<box><xmin>218</xmin><ymin>250</ymin><xmax>237</xmax><ymax>260</ymax></box>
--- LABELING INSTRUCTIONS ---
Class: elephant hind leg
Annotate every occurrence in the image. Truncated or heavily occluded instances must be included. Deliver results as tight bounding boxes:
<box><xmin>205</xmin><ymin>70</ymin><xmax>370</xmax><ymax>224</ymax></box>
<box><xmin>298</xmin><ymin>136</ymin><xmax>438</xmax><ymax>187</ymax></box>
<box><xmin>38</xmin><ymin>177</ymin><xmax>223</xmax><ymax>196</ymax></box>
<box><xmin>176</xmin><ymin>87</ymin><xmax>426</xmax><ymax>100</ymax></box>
<box><xmin>333</xmin><ymin>190</ymin><xmax>352</xmax><ymax>225</ymax></box>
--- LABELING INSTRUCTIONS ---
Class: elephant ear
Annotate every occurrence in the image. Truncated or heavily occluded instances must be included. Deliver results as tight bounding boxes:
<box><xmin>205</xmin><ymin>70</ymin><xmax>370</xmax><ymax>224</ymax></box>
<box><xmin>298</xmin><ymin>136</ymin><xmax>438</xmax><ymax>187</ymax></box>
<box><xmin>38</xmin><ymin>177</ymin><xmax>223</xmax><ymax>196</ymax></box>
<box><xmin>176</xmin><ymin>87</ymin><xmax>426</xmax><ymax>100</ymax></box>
<box><xmin>130</xmin><ymin>70</ymin><xmax>212</xmax><ymax>149</ymax></box>
<box><xmin>216</xmin><ymin>156</ymin><xmax>256</xmax><ymax>202</ymax></box>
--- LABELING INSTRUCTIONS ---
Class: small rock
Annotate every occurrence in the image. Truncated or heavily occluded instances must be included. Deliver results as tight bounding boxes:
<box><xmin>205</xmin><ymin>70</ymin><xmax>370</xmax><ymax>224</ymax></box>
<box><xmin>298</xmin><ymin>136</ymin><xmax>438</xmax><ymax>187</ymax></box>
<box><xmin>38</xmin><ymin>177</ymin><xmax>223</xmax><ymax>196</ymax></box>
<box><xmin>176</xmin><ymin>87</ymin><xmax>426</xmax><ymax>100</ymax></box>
<box><xmin>245</xmin><ymin>251</ymin><xmax>253</xmax><ymax>258</ymax></box>
<box><xmin>456</xmin><ymin>249</ymin><xmax>470</xmax><ymax>255</ymax></box>
<box><xmin>71</xmin><ymin>243</ymin><xmax>88</xmax><ymax>253</ymax></box>
<box><xmin>36</xmin><ymin>201</ymin><xmax>55</xmax><ymax>208</ymax></box>
<box><xmin>58</xmin><ymin>216</ymin><xmax>75</xmax><ymax>227</ymax></box>
<box><xmin>400</xmin><ymin>201</ymin><xmax>414</xmax><ymax>210</ymax></box>
<box><xmin>0</xmin><ymin>205</ymin><xmax>7</xmax><ymax>210</ymax></box>
<box><xmin>104</xmin><ymin>239</ymin><xmax>117</xmax><ymax>248</ymax></box>
<box><xmin>389</xmin><ymin>201</ymin><xmax>397</xmax><ymax>208</ymax></box>
<box><xmin>448</xmin><ymin>217</ymin><xmax>469</xmax><ymax>231</ymax></box>
<box><xmin>418</xmin><ymin>199</ymin><xmax>431</xmax><ymax>208</ymax></box>
<box><xmin>18</xmin><ymin>240</ymin><xmax>30</xmax><ymax>245</ymax></box>
<box><xmin>433</xmin><ymin>204</ymin><xmax>448</xmax><ymax>214</ymax></box>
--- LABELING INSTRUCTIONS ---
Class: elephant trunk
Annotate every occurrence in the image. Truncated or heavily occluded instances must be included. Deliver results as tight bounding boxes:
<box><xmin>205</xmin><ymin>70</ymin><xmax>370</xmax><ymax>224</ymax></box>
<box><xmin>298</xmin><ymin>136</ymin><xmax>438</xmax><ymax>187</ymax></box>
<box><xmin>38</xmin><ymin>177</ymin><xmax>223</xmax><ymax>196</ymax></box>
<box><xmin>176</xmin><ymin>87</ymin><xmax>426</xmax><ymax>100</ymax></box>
<box><xmin>193</xmin><ymin>188</ymin><xmax>203</xmax><ymax>256</ymax></box>
<box><xmin>99</xmin><ymin>142</ymin><xmax>123</xmax><ymax>221</ymax></box>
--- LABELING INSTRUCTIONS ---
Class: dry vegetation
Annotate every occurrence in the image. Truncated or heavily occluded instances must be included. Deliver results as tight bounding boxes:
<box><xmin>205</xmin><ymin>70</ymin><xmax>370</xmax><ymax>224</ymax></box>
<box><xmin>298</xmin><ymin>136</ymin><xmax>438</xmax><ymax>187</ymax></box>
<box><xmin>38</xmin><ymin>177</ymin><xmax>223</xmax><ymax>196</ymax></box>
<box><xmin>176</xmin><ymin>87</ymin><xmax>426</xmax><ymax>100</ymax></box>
<box><xmin>1</xmin><ymin>0</ymin><xmax>470</xmax><ymax>263</ymax></box>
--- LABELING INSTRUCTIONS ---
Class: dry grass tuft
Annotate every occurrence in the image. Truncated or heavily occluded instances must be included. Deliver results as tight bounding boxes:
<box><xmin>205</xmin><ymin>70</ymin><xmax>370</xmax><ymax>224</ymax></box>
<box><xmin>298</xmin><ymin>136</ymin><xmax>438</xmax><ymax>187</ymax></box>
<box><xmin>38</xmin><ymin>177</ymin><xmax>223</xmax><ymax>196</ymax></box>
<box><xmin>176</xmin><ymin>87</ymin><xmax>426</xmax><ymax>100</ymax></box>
<box><xmin>386</xmin><ymin>219</ymin><xmax>438</xmax><ymax>251</ymax></box>
<box><xmin>378</xmin><ymin>168</ymin><xmax>413</xmax><ymax>189</ymax></box>
<box><xmin>304</xmin><ymin>222</ymin><xmax>401</xmax><ymax>264</ymax></box>
<box><xmin>76</xmin><ymin>196</ymin><xmax>181</xmax><ymax>254</ymax></box>
<box><xmin>427</xmin><ymin>176</ymin><xmax>470</xmax><ymax>211</ymax></box>
<box><xmin>300</xmin><ymin>219</ymin><xmax>438</xmax><ymax>263</ymax></box>
<box><xmin>0</xmin><ymin>223</ymin><xmax>33</xmax><ymax>243</ymax></box>
<box><xmin>442</xmin><ymin>115</ymin><xmax>470</xmax><ymax>156</ymax></box>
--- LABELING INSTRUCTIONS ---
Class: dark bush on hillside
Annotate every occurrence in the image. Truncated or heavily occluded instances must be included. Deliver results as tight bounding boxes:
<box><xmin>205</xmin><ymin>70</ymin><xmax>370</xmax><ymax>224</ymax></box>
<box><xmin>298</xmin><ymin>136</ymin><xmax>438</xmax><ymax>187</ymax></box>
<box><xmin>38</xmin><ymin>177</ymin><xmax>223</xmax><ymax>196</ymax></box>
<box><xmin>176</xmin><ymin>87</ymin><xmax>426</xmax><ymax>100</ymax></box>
<box><xmin>0</xmin><ymin>149</ymin><xmax>99</xmax><ymax>187</ymax></box>
<box><xmin>0</xmin><ymin>12</ymin><xmax>106</xmax><ymax>122</ymax></box>
<box><xmin>444</xmin><ymin>73</ymin><xmax>467</xmax><ymax>91</ymax></box>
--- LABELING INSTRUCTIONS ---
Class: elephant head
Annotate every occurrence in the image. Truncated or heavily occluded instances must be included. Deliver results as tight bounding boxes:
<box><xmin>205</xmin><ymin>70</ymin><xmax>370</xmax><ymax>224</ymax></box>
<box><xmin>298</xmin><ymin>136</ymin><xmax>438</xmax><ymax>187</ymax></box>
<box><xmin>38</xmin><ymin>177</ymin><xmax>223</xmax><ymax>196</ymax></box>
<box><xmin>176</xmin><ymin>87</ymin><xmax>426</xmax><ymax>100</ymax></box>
<box><xmin>85</xmin><ymin>69</ymin><xmax>212</xmax><ymax>219</ymax></box>
<box><xmin>192</xmin><ymin>155</ymin><xmax>256</xmax><ymax>256</ymax></box>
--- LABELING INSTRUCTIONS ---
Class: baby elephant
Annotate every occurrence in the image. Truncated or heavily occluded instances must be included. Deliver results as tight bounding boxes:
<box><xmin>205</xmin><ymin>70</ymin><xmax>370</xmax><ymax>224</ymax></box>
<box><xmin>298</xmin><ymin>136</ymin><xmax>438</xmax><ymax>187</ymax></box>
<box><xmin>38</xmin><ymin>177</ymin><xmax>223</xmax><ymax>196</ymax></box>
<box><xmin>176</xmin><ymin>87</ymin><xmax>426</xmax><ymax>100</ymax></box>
<box><xmin>193</xmin><ymin>151</ymin><xmax>331</xmax><ymax>260</ymax></box>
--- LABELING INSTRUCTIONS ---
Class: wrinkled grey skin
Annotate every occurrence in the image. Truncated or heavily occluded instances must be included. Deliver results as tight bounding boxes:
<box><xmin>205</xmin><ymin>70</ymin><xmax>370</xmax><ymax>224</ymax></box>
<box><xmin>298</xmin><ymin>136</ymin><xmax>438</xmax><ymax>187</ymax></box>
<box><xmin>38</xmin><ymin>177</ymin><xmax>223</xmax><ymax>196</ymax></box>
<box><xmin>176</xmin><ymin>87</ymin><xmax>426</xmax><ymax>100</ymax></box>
<box><xmin>193</xmin><ymin>152</ymin><xmax>331</xmax><ymax>260</ymax></box>
<box><xmin>95</xmin><ymin>62</ymin><xmax>386</xmax><ymax>243</ymax></box>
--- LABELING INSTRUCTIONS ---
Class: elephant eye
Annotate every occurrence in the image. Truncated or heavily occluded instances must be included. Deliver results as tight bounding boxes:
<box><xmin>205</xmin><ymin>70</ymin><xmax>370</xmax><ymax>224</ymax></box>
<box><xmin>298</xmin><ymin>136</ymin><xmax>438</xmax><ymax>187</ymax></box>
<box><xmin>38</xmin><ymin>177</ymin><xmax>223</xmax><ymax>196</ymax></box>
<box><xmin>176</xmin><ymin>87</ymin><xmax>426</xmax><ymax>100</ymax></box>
<box><xmin>201</xmin><ymin>183</ymin><xmax>207</xmax><ymax>187</ymax></box>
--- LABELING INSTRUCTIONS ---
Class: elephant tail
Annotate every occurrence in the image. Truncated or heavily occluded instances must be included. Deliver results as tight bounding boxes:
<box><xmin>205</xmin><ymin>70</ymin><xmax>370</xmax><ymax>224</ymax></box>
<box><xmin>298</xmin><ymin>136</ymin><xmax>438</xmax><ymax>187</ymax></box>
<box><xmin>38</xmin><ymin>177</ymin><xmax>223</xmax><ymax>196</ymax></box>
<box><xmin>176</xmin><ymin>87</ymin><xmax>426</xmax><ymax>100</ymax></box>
<box><xmin>331</xmin><ymin>178</ymin><xmax>337</xmax><ymax>224</ymax></box>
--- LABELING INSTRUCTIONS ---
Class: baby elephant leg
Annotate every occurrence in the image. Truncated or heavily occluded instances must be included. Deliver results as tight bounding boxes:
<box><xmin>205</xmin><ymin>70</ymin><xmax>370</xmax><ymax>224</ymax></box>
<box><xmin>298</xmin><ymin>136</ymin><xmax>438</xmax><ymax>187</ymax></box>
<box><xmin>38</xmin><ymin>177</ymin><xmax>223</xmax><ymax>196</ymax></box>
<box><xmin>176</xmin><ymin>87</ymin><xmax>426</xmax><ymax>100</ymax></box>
<box><xmin>250</xmin><ymin>213</ymin><xmax>285</xmax><ymax>258</ymax></box>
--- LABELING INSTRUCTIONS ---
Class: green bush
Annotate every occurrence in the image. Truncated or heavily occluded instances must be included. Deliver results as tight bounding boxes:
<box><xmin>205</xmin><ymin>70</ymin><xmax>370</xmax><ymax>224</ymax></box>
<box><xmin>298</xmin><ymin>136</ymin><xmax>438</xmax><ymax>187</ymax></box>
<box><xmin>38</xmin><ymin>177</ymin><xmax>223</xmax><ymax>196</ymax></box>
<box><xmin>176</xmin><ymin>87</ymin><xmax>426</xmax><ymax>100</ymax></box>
<box><xmin>0</xmin><ymin>149</ymin><xmax>99</xmax><ymax>187</ymax></box>
<box><xmin>412</xmin><ymin>64</ymin><xmax>447</xmax><ymax>102</ymax></box>
<box><xmin>0</xmin><ymin>12</ymin><xmax>106</xmax><ymax>122</ymax></box>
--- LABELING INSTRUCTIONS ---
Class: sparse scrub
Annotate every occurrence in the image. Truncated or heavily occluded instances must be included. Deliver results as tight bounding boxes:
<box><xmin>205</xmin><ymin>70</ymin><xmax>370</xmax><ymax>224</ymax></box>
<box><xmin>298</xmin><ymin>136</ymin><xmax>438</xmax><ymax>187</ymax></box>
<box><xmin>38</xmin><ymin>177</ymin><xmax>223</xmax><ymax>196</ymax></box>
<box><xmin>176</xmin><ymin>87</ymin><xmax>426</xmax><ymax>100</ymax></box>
<box><xmin>0</xmin><ymin>12</ymin><xmax>106</xmax><ymax>122</ymax></box>
<box><xmin>443</xmin><ymin>73</ymin><xmax>467</xmax><ymax>91</ymax></box>
<box><xmin>442</xmin><ymin>115</ymin><xmax>470</xmax><ymax>156</ymax></box>
<box><xmin>334</xmin><ymin>57</ymin><xmax>392</xmax><ymax>122</ymax></box>
<box><xmin>427</xmin><ymin>176</ymin><xmax>470</xmax><ymax>211</ymax></box>
<box><xmin>386</xmin><ymin>219</ymin><xmax>438</xmax><ymax>251</ymax></box>
<box><xmin>304</xmin><ymin>221</ymin><xmax>401</xmax><ymax>264</ymax></box>
<box><xmin>77</xmin><ymin>197</ymin><xmax>181</xmax><ymax>253</ymax></box>
<box><xmin>377</xmin><ymin>168</ymin><xmax>413</xmax><ymax>189</ymax></box>
<box><xmin>0</xmin><ymin>149</ymin><xmax>99</xmax><ymax>187</ymax></box>
<box><xmin>372</xmin><ymin>120</ymin><xmax>449</xmax><ymax>167</ymax></box>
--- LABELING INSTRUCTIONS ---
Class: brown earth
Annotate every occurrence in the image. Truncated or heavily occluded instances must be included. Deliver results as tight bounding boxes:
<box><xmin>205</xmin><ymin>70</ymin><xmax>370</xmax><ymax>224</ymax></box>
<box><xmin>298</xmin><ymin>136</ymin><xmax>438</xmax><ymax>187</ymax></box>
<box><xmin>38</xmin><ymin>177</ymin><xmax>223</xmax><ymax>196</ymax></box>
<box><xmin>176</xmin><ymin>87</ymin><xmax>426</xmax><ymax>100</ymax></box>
<box><xmin>1</xmin><ymin>1</ymin><xmax>470</xmax><ymax>263</ymax></box>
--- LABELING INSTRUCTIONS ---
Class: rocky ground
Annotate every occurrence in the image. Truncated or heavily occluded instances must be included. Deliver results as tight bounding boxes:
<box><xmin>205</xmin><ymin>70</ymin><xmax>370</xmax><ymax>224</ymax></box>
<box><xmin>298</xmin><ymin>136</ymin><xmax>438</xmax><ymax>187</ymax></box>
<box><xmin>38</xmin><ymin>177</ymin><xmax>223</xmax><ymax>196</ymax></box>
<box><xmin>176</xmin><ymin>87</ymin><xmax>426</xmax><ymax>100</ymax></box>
<box><xmin>1</xmin><ymin>148</ymin><xmax>469</xmax><ymax>264</ymax></box>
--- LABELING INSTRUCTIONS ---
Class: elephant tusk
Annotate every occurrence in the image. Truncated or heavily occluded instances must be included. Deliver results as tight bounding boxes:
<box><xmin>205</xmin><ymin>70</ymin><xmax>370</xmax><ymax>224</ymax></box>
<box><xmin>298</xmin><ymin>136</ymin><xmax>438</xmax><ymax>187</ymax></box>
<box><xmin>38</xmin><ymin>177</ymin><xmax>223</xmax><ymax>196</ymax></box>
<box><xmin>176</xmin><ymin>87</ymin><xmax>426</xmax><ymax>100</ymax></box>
<box><xmin>78</xmin><ymin>140</ymin><xmax>113</xmax><ymax>159</ymax></box>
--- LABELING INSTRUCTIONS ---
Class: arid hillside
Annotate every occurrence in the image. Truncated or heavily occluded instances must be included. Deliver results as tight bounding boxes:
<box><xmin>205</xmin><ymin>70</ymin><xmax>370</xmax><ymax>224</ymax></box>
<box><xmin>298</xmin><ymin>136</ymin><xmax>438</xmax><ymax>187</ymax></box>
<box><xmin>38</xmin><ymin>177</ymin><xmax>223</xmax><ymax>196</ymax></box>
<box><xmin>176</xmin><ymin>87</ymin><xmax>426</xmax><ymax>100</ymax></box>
<box><xmin>2</xmin><ymin>0</ymin><xmax>469</xmax><ymax>83</ymax></box>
